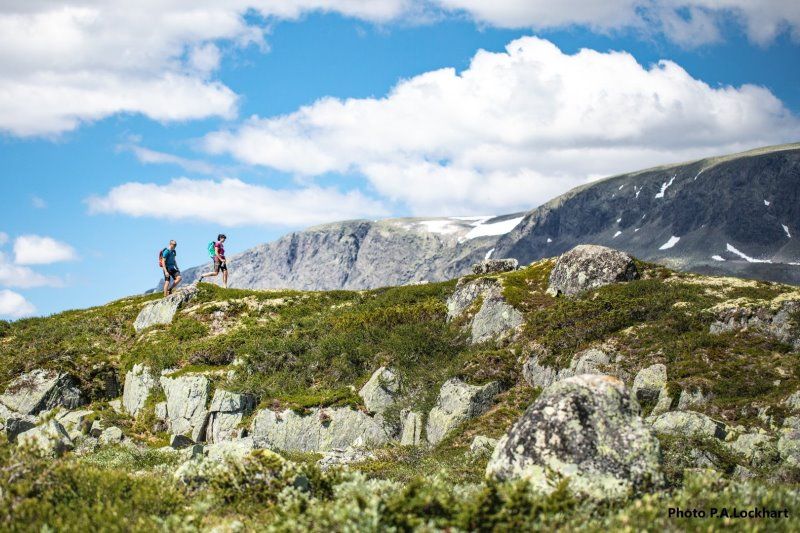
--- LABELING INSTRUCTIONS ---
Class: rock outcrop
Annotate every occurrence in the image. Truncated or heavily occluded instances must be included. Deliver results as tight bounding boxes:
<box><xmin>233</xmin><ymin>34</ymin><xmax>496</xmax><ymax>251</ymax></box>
<box><xmin>709</xmin><ymin>299</ymin><xmax>800</xmax><ymax>349</ymax></box>
<box><xmin>426</xmin><ymin>378</ymin><xmax>500</xmax><ymax>445</ymax></box>
<box><xmin>650</xmin><ymin>411</ymin><xmax>728</xmax><ymax>441</ymax></box>
<box><xmin>486</xmin><ymin>374</ymin><xmax>661</xmax><ymax>500</ymax></box>
<box><xmin>632</xmin><ymin>364</ymin><xmax>672</xmax><ymax>416</ymax></box>
<box><xmin>0</xmin><ymin>369</ymin><xmax>83</xmax><ymax>415</ymax></box>
<box><xmin>522</xmin><ymin>345</ymin><xmax>613</xmax><ymax>390</ymax></box>
<box><xmin>358</xmin><ymin>367</ymin><xmax>399</xmax><ymax>415</ymax></box>
<box><xmin>472</xmin><ymin>259</ymin><xmax>518</xmax><ymax>275</ymax></box>
<box><xmin>122</xmin><ymin>363</ymin><xmax>157</xmax><ymax>418</ymax></box>
<box><xmin>547</xmin><ymin>245</ymin><xmax>639</xmax><ymax>297</ymax></box>
<box><xmin>18</xmin><ymin>419</ymin><xmax>74</xmax><ymax>457</ymax></box>
<box><xmin>469</xmin><ymin>435</ymin><xmax>498</xmax><ymax>456</ymax></box>
<box><xmin>160</xmin><ymin>374</ymin><xmax>211</xmax><ymax>442</ymax></box>
<box><xmin>250</xmin><ymin>407</ymin><xmax>389</xmax><ymax>452</ymax></box>
<box><xmin>134</xmin><ymin>286</ymin><xmax>197</xmax><ymax>332</ymax></box>
<box><xmin>446</xmin><ymin>277</ymin><xmax>523</xmax><ymax>344</ymax></box>
<box><xmin>205</xmin><ymin>389</ymin><xmax>255</xmax><ymax>443</ymax></box>
<box><xmin>400</xmin><ymin>410</ymin><xmax>423</xmax><ymax>446</ymax></box>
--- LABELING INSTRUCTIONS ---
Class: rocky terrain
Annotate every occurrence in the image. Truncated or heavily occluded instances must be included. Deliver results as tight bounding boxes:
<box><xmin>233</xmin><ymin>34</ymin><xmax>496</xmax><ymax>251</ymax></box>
<box><xmin>171</xmin><ymin>143</ymin><xmax>800</xmax><ymax>293</ymax></box>
<box><xmin>5</xmin><ymin>244</ymin><xmax>800</xmax><ymax>529</ymax></box>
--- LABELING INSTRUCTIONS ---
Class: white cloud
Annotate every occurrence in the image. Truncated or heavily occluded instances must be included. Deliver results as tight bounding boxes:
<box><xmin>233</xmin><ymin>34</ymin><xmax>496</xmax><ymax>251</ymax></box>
<box><xmin>0</xmin><ymin>232</ymin><xmax>7</xmax><ymax>245</ymax></box>
<box><xmin>0</xmin><ymin>1</ymin><xmax>412</xmax><ymax>137</ymax></box>
<box><xmin>124</xmin><ymin>144</ymin><xmax>218</xmax><ymax>175</ymax></box>
<box><xmin>86</xmin><ymin>177</ymin><xmax>389</xmax><ymax>227</ymax></box>
<box><xmin>204</xmin><ymin>36</ymin><xmax>800</xmax><ymax>214</ymax></box>
<box><xmin>13</xmin><ymin>235</ymin><xmax>78</xmax><ymax>265</ymax></box>
<box><xmin>31</xmin><ymin>196</ymin><xmax>47</xmax><ymax>209</ymax></box>
<box><xmin>0</xmin><ymin>252</ymin><xmax>62</xmax><ymax>288</ymax></box>
<box><xmin>433</xmin><ymin>1</ymin><xmax>800</xmax><ymax>46</ymax></box>
<box><xmin>0</xmin><ymin>289</ymin><xmax>35</xmax><ymax>319</ymax></box>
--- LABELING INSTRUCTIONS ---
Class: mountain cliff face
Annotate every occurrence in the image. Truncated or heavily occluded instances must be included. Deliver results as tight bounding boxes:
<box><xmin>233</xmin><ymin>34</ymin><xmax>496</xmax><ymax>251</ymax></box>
<box><xmin>174</xmin><ymin>143</ymin><xmax>800</xmax><ymax>290</ymax></box>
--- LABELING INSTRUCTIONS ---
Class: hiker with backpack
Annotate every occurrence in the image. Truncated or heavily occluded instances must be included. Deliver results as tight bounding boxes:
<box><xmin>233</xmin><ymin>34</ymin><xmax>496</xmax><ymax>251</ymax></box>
<box><xmin>160</xmin><ymin>240</ymin><xmax>182</xmax><ymax>296</ymax></box>
<box><xmin>199</xmin><ymin>234</ymin><xmax>228</xmax><ymax>288</ymax></box>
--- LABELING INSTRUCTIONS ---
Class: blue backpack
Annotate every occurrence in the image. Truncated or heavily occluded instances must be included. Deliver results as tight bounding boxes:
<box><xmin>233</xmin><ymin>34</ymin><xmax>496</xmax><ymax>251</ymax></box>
<box><xmin>207</xmin><ymin>241</ymin><xmax>216</xmax><ymax>258</ymax></box>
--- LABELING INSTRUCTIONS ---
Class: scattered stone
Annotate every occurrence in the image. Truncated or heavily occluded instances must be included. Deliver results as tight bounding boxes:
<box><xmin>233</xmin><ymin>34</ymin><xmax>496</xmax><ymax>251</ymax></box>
<box><xmin>0</xmin><ymin>369</ymin><xmax>83</xmax><ymax>415</ymax></box>
<box><xmin>446</xmin><ymin>277</ymin><xmax>499</xmax><ymax>321</ymax></box>
<box><xmin>204</xmin><ymin>437</ymin><xmax>256</xmax><ymax>462</ymax></box>
<box><xmin>469</xmin><ymin>288</ymin><xmax>524</xmax><ymax>344</ymax></box>
<box><xmin>778</xmin><ymin>428</ymin><xmax>800</xmax><ymax>468</ymax></box>
<box><xmin>472</xmin><ymin>259</ymin><xmax>518</xmax><ymax>275</ymax></box>
<box><xmin>155</xmin><ymin>401</ymin><xmax>168</xmax><ymax>422</ymax></box>
<box><xmin>727</xmin><ymin>433</ymin><xmax>777</xmax><ymax>467</ymax></box>
<box><xmin>359</xmin><ymin>367</ymin><xmax>400</xmax><ymax>415</ymax></box>
<box><xmin>89</xmin><ymin>420</ymin><xmax>104</xmax><ymax>438</ymax></box>
<box><xmin>160</xmin><ymin>374</ymin><xmax>211</xmax><ymax>442</ymax></box>
<box><xmin>522</xmin><ymin>344</ymin><xmax>613</xmax><ymax>390</ymax></box>
<box><xmin>732</xmin><ymin>465</ymin><xmax>757</xmax><ymax>480</ymax></box>
<box><xmin>469</xmin><ymin>435</ymin><xmax>498</xmax><ymax>456</ymax></box>
<box><xmin>426</xmin><ymin>379</ymin><xmax>501</xmax><ymax>445</ymax></box>
<box><xmin>98</xmin><ymin>426</ymin><xmax>124</xmax><ymax>445</ymax></box>
<box><xmin>4</xmin><ymin>414</ymin><xmax>37</xmax><ymax>442</ymax></box>
<box><xmin>133</xmin><ymin>285</ymin><xmax>198</xmax><ymax>332</ymax></box>
<box><xmin>632</xmin><ymin>364</ymin><xmax>672</xmax><ymax>416</ymax></box>
<box><xmin>547</xmin><ymin>244</ymin><xmax>638</xmax><ymax>297</ymax></box>
<box><xmin>250</xmin><ymin>407</ymin><xmax>390</xmax><ymax>452</ymax></box>
<box><xmin>651</xmin><ymin>411</ymin><xmax>727</xmax><ymax>441</ymax></box>
<box><xmin>400</xmin><ymin>410</ymin><xmax>423</xmax><ymax>446</ymax></box>
<box><xmin>206</xmin><ymin>389</ymin><xmax>256</xmax><ymax>443</ymax></box>
<box><xmin>486</xmin><ymin>374</ymin><xmax>662</xmax><ymax>501</ymax></box>
<box><xmin>57</xmin><ymin>409</ymin><xmax>94</xmax><ymax>441</ymax></box>
<box><xmin>108</xmin><ymin>399</ymin><xmax>123</xmax><ymax>414</ymax></box>
<box><xmin>122</xmin><ymin>364</ymin><xmax>157</xmax><ymax>418</ymax></box>
<box><xmin>318</xmin><ymin>446</ymin><xmax>375</xmax><ymax>469</ymax></box>
<box><xmin>709</xmin><ymin>299</ymin><xmax>800</xmax><ymax>349</ymax></box>
<box><xmin>677</xmin><ymin>388</ymin><xmax>709</xmax><ymax>411</ymax></box>
<box><xmin>170</xmin><ymin>434</ymin><xmax>195</xmax><ymax>449</ymax></box>
<box><xmin>784</xmin><ymin>391</ymin><xmax>800</xmax><ymax>413</ymax></box>
<box><xmin>18</xmin><ymin>419</ymin><xmax>74</xmax><ymax>457</ymax></box>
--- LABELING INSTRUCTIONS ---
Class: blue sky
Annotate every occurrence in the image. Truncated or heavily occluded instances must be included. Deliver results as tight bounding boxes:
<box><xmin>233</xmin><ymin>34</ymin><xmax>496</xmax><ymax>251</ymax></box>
<box><xmin>0</xmin><ymin>1</ymin><xmax>799</xmax><ymax>318</ymax></box>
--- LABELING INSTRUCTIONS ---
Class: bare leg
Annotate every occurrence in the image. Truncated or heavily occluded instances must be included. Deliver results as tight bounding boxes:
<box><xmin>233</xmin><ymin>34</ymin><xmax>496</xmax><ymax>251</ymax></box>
<box><xmin>223</xmin><ymin>269</ymin><xmax>228</xmax><ymax>289</ymax></box>
<box><xmin>163</xmin><ymin>279</ymin><xmax>170</xmax><ymax>297</ymax></box>
<box><xmin>170</xmin><ymin>275</ymin><xmax>182</xmax><ymax>294</ymax></box>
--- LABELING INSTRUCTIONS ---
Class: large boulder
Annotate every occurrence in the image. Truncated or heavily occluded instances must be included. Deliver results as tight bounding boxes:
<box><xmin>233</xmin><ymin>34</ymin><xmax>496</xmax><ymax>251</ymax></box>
<box><xmin>446</xmin><ymin>277</ymin><xmax>524</xmax><ymax>344</ymax></box>
<box><xmin>17</xmin><ymin>419</ymin><xmax>74</xmax><ymax>457</ymax></box>
<box><xmin>709</xmin><ymin>300</ymin><xmax>800</xmax><ymax>350</ymax></box>
<box><xmin>472</xmin><ymin>259</ymin><xmax>518</xmax><ymax>275</ymax></box>
<box><xmin>160</xmin><ymin>374</ymin><xmax>211</xmax><ymax>442</ymax></box>
<box><xmin>486</xmin><ymin>374</ymin><xmax>661</xmax><ymax>500</ymax></box>
<box><xmin>122</xmin><ymin>363</ymin><xmax>157</xmax><ymax>418</ymax></box>
<box><xmin>0</xmin><ymin>369</ymin><xmax>83</xmax><ymax>415</ymax></box>
<box><xmin>205</xmin><ymin>389</ymin><xmax>256</xmax><ymax>443</ymax></box>
<box><xmin>426</xmin><ymin>378</ymin><xmax>501</xmax><ymax>445</ymax></box>
<box><xmin>548</xmin><ymin>245</ymin><xmax>638</xmax><ymax>297</ymax></box>
<box><xmin>133</xmin><ymin>286</ymin><xmax>197</xmax><ymax>332</ymax></box>
<box><xmin>250</xmin><ymin>407</ymin><xmax>390</xmax><ymax>452</ymax></box>
<box><xmin>358</xmin><ymin>367</ymin><xmax>400</xmax><ymax>415</ymax></box>
<box><xmin>650</xmin><ymin>411</ymin><xmax>727</xmax><ymax>441</ymax></box>
<box><xmin>522</xmin><ymin>345</ymin><xmax>612</xmax><ymax>390</ymax></box>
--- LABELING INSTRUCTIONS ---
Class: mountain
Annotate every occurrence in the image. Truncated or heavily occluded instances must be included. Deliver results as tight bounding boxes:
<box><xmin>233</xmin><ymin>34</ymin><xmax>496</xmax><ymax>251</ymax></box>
<box><xmin>172</xmin><ymin>143</ymin><xmax>800</xmax><ymax>291</ymax></box>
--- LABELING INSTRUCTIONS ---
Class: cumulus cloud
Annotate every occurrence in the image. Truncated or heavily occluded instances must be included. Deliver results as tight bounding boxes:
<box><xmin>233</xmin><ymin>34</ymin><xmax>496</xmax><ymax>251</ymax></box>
<box><xmin>124</xmin><ymin>144</ymin><xmax>218</xmax><ymax>175</ymax></box>
<box><xmin>0</xmin><ymin>252</ymin><xmax>62</xmax><ymax>288</ymax></box>
<box><xmin>0</xmin><ymin>289</ymin><xmax>35</xmax><ymax>319</ymax></box>
<box><xmin>14</xmin><ymin>235</ymin><xmax>78</xmax><ymax>265</ymax></box>
<box><xmin>0</xmin><ymin>1</ymin><xmax>412</xmax><ymax>137</ymax></box>
<box><xmin>434</xmin><ymin>0</ymin><xmax>800</xmax><ymax>46</ymax></box>
<box><xmin>203</xmin><ymin>36</ymin><xmax>800</xmax><ymax>214</ymax></box>
<box><xmin>86</xmin><ymin>177</ymin><xmax>389</xmax><ymax>226</ymax></box>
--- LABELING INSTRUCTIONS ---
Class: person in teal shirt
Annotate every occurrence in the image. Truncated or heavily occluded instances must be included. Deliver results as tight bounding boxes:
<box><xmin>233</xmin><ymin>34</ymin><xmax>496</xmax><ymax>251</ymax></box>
<box><xmin>161</xmin><ymin>240</ymin><xmax>182</xmax><ymax>296</ymax></box>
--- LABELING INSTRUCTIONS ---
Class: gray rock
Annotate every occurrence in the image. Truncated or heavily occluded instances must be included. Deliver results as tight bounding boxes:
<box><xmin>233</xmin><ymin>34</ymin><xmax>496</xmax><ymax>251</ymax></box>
<box><xmin>709</xmin><ymin>300</ymin><xmax>800</xmax><ymax>349</ymax></box>
<box><xmin>426</xmin><ymin>378</ymin><xmax>501</xmax><ymax>445</ymax></box>
<box><xmin>56</xmin><ymin>409</ymin><xmax>94</xmax><ymax>441</ymax></box>
<box><xmin>170</xmin><ymin>434</ymin><xmax>195</xmax><ymax>449</ymax></box>
<box><xmin>155</xmin><ymin>401</ymin><xmax>168</xmax><ymax>422</ymax></box>
<box><xmin>18</xmin><ymin>419</ymin><xmax>74</xmax><ymax>456</ymax></box>
<box><xmin>732</xmin><ymin>465</ymin><xmax>757</xmax><ymax>480</ymax></box>
<box><xmin>472</xmin><ymin>259</ymin><xmax>518</xmax><ymax>275</ymax></box>
<box><xmin>205</xmin><ymin>389</ymin><xmax>255</xmax><ymax>444</ymax></box>
<box><xmin>359</xmin><ymin>367</ymin><xmax>400</xmax><ymax>415</ymax></box>
<box><xmin>108</xmin><ymin>399</ymin><xmax>123</xmax><ymax>414</ymax></box>
<box><xmin>122</xmin><ymin>363</ymin><xmax>157</xmax><ymax>418</ymax></box>
<box><xmin>4</xmin><ymin>414</ymin><xmax>37</xmax><ymax>442</ymax></box>
<box><xmin>204</xmin><ymin>437</ymin><xmax>256</xmax><ymax>462</ymax></box>
<box><xmin>446</xmin><ymin>277</ymin><xmax>500</xmax><ymax>321</ymax></box>
<box><xmin>469</xmin><ymin>435</ymin><xmax>498</xmax><ymax>456</ymax></box>
<box><xmin>486</xmin><ymin>374</ymin><xmax>662</xmax><ymax>501</ymax></box>
<box><xmin>522</xmin><ymin>345</ymin><xmax>612</xmax><ymax>390</ymax></box>
<box><xmin>160</xmin><ymin>374</ymin><xmax>211</xmax><ymax>442</ymax></box>
<box><xmin>677</xmin><ymin>388</ymin><xmax>709</xmax><ymax>411</ymax></box>
<box><xmin>400</xmin><ymin>410</ymin><xmax>423</xmax><ymax>446</ymax></box>
<box><xmin>632</xmin><ymin>364</ymin><xmax>672</xmax><ymax>416</ymax></box>
<box><xmin>250</xmin><ymin>407</ymin><xmax>390</xmax><ymax>452</ymax></box>
<box><xmin>727</xmin><ymin>433</ymin><xmax>777</xmax><ymax>467</ymax></box>
<box><xmin>547</xmin><ymin>245</ymin><xmax>638</xmax><ymax>297</ymax></box>
<box><xmin>174</xmin><ymin>441</ymin><xmax>274</xmax><ymax>485</ymax></box>
<box><xmin>650</xmin><ymin>411</ymin><xmax>727</xmax><ymax>441</ymax></box>
<box><xmin>318</xmin><ymin>446</ymin><xmax>375</xmax><ymax>469</ymax></box>
<box><xmin>0</xmin><ymin>369</ymin><xmax>83</xmax><ymax>415</ymax></box>
<box><xmin>469</xmin><ymin>287</ymin><xmax>524</xmax><ymax>344</ymax></box>
<box><xmin>98</xmin><ymin>426</ymin><xmax>124</xmax><ymax>445</ymax></box>
<box><xmin>89</xmin><ymin>420</ymin><xmax>104</xmax><ymax>438</ymax></box>
<box><xmin>133</xmin><ymin>286</ymin><xmax>197</xmax><ymax>332</ymax></box>
<box><xmin>778</xmin><ymin>428</ymin><xmax>800</xmax><ymax>468</ymax></box>
<box><xmin>784</xmin><ymin>391</ymin><xmax>800</xmax><ymax>412</ymax></box>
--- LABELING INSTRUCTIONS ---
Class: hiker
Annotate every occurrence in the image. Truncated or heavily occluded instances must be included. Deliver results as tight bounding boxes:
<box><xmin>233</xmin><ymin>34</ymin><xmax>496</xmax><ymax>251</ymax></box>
<box><xmin>199</xmin><ymin>234</ymin><xmax>228</xmax><ymax>288</ymax></box>
<box><xmin>161</xmin><ymin>240</ymin><xmax>181</xmax><ymax>296</ymax></box>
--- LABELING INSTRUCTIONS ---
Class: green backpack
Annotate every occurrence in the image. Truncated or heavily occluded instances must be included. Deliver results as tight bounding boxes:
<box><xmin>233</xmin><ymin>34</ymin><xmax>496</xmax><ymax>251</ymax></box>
<box><xmin>207</xmin><ymin>241</ymin><xmax>216</xmax><ymax>258</ymax></box>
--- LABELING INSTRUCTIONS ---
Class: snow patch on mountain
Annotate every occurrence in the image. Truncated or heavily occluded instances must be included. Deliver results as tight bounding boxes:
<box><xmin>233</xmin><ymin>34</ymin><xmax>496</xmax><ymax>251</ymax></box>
<box><xmin>726</xmin><ymin>243</ymin><xmax>772</xmax><ymax>263</ymax></box>
<box><xmin>659</xmin><ymin>236</ymin><xmax>680</xmax><ymax>250</ymax></box>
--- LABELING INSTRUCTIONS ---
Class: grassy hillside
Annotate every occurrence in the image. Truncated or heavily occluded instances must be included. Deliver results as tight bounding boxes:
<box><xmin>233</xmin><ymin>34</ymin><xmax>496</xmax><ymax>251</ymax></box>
<box><xmin>1</xmin><ymin>258</ymin><xmax>800</xmax><ymax>530</ymax></box>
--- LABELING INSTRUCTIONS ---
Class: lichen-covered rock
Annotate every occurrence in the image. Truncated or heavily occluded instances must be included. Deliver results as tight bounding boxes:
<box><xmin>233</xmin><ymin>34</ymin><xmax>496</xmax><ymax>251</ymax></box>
<box><xmin>677</xmin><ymin>388</ymin><xmax>709</xmax><ymax>411</ymax></box>
<box><xmin>318</xmin><ymin>446</ymin><xmax>375</xmax><ymax>469</ymax></box>
<box><xmin>250</xmin><ymin>407</ymin><xmax>390</xmax><ymax>452</ymax></box>
<box><xmin>547</xmin><ymin>244</ymin><xmax>638</xmax><ymax>297</ymax></box>
<box><xmin>18</xmin><ymin>419</ymin><xmax>74</xmax><ymax>457</ymax></box>
<box><xmin>469</xmin><ymin>288</ymin><xmax>524</xmax><ymax>344</ymax></box>
<box><xmin>446</xmin><ymin>277</ymin><xmax>499</xmax><ymax>321</ymax></box>
<box><xmin>472</xmin><ymin>259</ymin><xmax>518</xmax><ymax>275</ymax></box>
<box><xmin>358</xmin><ymin>367</ymin><xmax>400</xmax><ymax>415</ymax></box>
<box><xmin>56</xmin><ymin>409</ymin><xmax>94</xmax><ymax>441</ymax></box>
<box><xmin>133</xmin><ymin>285</ymin><xmax>197</xmax><ymax>332</ymax></box>
<box><xmin>98</xmin><ymin>426</ymin><xmax>124</xmax><ymax>445</ymax></box>
<box><xmin>709</xmin><ymin>299</ymin><xmax>800</xmax><ymax>349</ymax></box>
<box><xmin>469</xmin><ymin>435</ymin><xmax>498</xmax><ymax>456</ymax></box>
<box><xmin>3</xmin><ymin>414</ymin><xmax>37</xmax><ymax>442</ymax></box>
<box><xmin>160</xmin><ymin>374</ymin><xmax>211</xmax><ymax>442</ymax></box>
<box><xmin>174</xmin><ymin>439</ymin><xmax>270</xmax><ymax>485</ymax></box>
<box><xmin>426</xmin><ymin>378</ymin><xmax>501</xmax><ymax>445</ymax></box>
<box><xmin>778</xmin><ymin>427</ymin><xmax>800</xmax><ymax>468</ymax></box>
<box><xmin>122</xmin><ymin>363</ymin><xmax>157</xmax><ymax>418</ymax></box>
<box><xmin>650</xmin><ymin>411</ymin><xmax>727</xmax><ymax>441</ymax></box>
<box><xmin>727</xmin><ymin>433</ymin><xmax>777</xmax><ymax>467</ymax></box>
<box><xmin>400</xmin><ymin>410</ymin><xmax>423</xmax><ymax>446</ymax></box>
<box><xmin>632</xmin><ymin>364</ymin><xmax>672</xmax><ymax>416</ymax></box>
<box><xmin>522</xmin><ymin>345</ymin><xmax>612</xmax><ymax>390</ymax></box>
<box><xmin>0</xmin><ymin>369</ymin><xmax>83</xmax><ymax>415</ymax></box>
<box><xmin>486</xmin><ymin>374</ymin><xmax>661</xmax><ymax>500</ymax></box>
<box><xmin>205</xmin><ymin>389</ymin><xmax>255</xmax><ymax>443</ymax></box>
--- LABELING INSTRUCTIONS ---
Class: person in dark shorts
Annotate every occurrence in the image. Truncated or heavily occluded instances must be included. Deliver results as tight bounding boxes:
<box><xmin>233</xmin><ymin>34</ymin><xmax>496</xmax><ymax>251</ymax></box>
<box><xmin>199</xmin><ymin>234</ymin><xmax>228</xmax><ymax>288</ymax></box>
<box><xmin>161</xmin><ymin>240</ymin><xmax>181</xmax><ymax>296</ymax></box>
